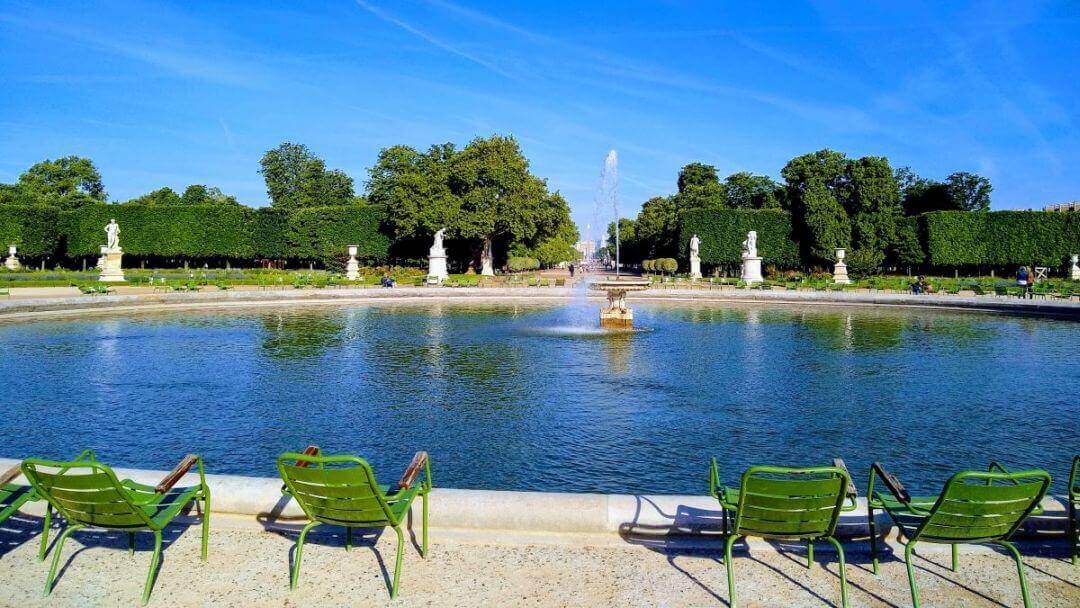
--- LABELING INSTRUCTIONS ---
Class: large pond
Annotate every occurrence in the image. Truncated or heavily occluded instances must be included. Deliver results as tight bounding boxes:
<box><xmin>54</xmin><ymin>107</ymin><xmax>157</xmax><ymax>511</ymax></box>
<box><xmin>1</xmin><ymin>300</ymin><xmax>1077</xmax><ymax>495</ymax></box>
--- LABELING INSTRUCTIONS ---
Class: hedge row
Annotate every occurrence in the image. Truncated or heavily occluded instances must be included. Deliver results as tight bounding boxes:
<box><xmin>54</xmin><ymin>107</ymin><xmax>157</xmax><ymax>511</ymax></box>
<box><xmin>679</xmin><ymin>209</ymin><xmax>800</xmax><ymax>267</ymax></box>
<box><xmin>0</xmin><ymin>204</ymin><xmax>390</xmax><ymax>262</ymax></box>
<box><xmin>923</xmin><ymin>211</ymin><xmax>1080</xmax><ymax>267</ymax></box>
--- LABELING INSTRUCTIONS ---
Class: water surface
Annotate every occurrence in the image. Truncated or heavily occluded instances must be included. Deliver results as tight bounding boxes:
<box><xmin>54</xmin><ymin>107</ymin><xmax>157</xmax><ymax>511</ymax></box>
<box><xmin>1</xmin><ymin>301</ymin><xmax>1076</xmax><ymax>495</ymax></box>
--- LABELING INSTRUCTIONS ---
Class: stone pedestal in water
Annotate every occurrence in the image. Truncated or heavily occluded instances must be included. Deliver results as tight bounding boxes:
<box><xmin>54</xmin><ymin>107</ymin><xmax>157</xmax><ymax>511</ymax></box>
<box><xmin>4</xmin><ymin>245</ymin><xmax>20</xmax><ymax>271</ymax></box>
<box><xmin>590</xmin><ymin>279</ymin><xmax>651</xmax><ymax>329</ymax></box>
<box><xmin>99</xmin><ymin>246</ymin><xmax>125</xmax><ymax>282</ymax></box>
<box><xmin>346</xmin><ymin>245</ymin><xmax>359</xmax><ymax>281</ymax></box>
<box><xmin>833</xmin><ymin>248</ymin><xmax>851</xmax><ymax>284</ymax></box>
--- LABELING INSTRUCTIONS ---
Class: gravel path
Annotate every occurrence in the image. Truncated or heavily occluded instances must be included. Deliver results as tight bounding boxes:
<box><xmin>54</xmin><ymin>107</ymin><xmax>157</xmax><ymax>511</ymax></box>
<box><xmin>1</xmin><ymin>515</ymin><xmax>1078</xmax><ymax>607</ymax></box>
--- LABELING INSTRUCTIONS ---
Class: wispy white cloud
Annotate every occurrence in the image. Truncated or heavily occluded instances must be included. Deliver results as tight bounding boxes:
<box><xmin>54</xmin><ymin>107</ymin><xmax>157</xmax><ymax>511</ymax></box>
<box><xmin>352</xmin><ymin>0</ymin><xmax>520</xmax><ymax>81</ymax></box>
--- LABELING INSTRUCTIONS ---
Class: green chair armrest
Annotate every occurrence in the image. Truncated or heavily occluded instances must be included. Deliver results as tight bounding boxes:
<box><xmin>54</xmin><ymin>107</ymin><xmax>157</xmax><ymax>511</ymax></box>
<box><xmin>833</xmin><ymin>458</ymin><xmax>859</xmax><ymax>511</ymax></box>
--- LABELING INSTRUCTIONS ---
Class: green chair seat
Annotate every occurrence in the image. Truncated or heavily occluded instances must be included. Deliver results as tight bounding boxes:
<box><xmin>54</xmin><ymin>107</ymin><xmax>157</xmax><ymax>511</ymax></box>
<box><xmin>0</xmin><ymin>482</ymin><xmax>35</xmax><ymax>523</ymax></box>
<box><xmin>278</xmin><ymin>448</ymin><xmax>431</xmax><ymax>599</ymax></box>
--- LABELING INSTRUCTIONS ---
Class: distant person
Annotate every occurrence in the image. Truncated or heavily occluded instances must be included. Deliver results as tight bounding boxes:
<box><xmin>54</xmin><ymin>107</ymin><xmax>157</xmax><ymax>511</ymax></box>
<box><xmin>1016</xmin><ymin>266</ymin><xmax>1032</xmax><ymax>298</ymax></box>
<box><xmin>568</xmin><ymin>263</ymin><xmax>576</xmax><ymax>278</ymax></box>
<box><xmin>380</xmin><ymin>275</ymin><xmax>396</xmax><ymax>288</ymax></box>
<box><xmin>910</xmin><ymin>275</ymin><xmax>924</xmax><ymax>294</ymax></box>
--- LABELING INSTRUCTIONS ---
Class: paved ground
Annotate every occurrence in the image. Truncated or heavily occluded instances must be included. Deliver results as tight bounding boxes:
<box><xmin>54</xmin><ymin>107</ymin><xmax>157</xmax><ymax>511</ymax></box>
<box><xmin>1</xmin><ymin>514</ymin><xmax>1077</xmax><ymax>607</ymax></box>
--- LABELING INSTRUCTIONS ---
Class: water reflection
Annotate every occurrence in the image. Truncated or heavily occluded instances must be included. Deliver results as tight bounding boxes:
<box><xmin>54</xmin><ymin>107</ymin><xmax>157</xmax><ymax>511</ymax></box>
<box><xmin>259</xmin><ymin>311</ymin><xmax>346</xmax><ymax>359</ymax></box>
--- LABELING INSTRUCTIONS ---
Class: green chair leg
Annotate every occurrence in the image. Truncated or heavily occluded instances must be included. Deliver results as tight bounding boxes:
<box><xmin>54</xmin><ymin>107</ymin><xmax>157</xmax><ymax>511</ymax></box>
<box><xmin>391</xmin><ymin>526</ymin><xmax>404</xmax><ymax>599</ymax></box>
<box><xmin>421</xmin><ymin>491</ymin><xmax>429</xmax><ymax>558</ymax></box>
<box><xmin>867</xmin><ymin>504</ymin><xmax>879</xmax><ymax>575</ymax></box>
<box><xmin>807</xmin><ymin>538</ymin><xmax>814</xmax><ymax>569</ymax></box>
<box><xmin>951</xmin><ymin>544</ymin><xmax>958</xmax><ymax>572</ymax></box>
<box><xmin>37</xmin><ymin>507</ymin><xmax>52</xmax><ymax>562</ymax></box>
<box><xmin>1070</xmin><ymin>500</ymin><xmax>1077</xmax><ymax>566</ymax></box>
<box><xmin>724</xmin><ymin>534</ymin><xmax>740</xmax><ymax>608</ymax></box>
<box><xmin>44</xmin><ymin>524</ymin><xmax>83</xmax><ymax>596</ymax></box>
<box><xmin>201</xmin><ymin>490</ymin><xmax>211</xmax><ymax>562</ymax></box>
<box><xmin>290</xmin><ymin>521</ymin><xmax>318</xmax><ymax>590</ymax></box>
<box><xmin>129</xmin><ymin>532</ymin><xmax>136</xmax><ymax>555</ymax></box>
<box><xmin>826</xmin><ymin>537</ymin><xmax>850</xmax><ymax>608</ymax></box>
<box><xmin>141</xmin><ymin>530</ymin><xmax>162</xmax><ymax>605</ymax></box>
<box><xmin>996</xmin><ymin>541</ymin><xmax>1035</xmax><ymax>608</ymax></box>
<box><xmin>904</xmin><ymin>540</ymin><xmax>921</xmax><ymax>608</ymax></box>
<box><xmin>346</xmin><ymin>526</ymin><xmax>353</xmax><ymax>551</ymax></box>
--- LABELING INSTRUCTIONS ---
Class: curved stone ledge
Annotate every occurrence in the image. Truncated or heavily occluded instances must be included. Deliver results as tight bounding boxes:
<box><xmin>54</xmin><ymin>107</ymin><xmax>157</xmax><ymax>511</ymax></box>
<box><xmin>0</xmin><ymin>285</ymin><xmax>1077</xmax><ymax>321</ymax></box>
<box><xmin>0</xmin><ymin>459</ymin><xmax>1067</xmax><ymax>541</ymax></box>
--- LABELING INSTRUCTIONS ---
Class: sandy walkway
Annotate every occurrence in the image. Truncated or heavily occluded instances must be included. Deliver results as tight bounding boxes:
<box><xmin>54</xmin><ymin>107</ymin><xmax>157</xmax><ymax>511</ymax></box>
<box><xmin>1</xmin><ymin>514</ymin><xmax>1077</xmax><ymax>607</ymax></box>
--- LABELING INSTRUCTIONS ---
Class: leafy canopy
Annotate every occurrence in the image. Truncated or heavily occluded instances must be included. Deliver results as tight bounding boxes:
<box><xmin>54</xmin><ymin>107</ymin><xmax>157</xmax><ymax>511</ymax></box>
<box><xmin>259</xmin><ymin>142</ymin><xmax>355</xmax><ymax>209</ymax></box>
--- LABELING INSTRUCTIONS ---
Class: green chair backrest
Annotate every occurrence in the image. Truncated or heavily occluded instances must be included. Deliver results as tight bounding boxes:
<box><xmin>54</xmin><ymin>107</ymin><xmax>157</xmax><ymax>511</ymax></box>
<box><xmin>914</xmin><ymin>469</ymin><xmax>1050</xmax><ymax>543</ymax></box>
<box><xmin>278</xmin><ymin>454</ymin><xmax>399</xmax><ymax>528</ymax></box>
<box><xmin>22</xmin><ymin>459</ymin><xmax>155</xmax><ymax>530</ymax></box>
<box><xmin>733</xmin><ymin>465</ymin><xmax>849</xmax><ymax>539</ymax></box>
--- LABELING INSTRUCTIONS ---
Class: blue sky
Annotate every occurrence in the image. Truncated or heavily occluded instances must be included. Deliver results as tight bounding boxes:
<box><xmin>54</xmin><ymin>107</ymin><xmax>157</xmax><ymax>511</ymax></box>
<box><xmin>1</xmin><ymin>1</ymin><xmax>1077</xmax><ymax>235</ymax></box>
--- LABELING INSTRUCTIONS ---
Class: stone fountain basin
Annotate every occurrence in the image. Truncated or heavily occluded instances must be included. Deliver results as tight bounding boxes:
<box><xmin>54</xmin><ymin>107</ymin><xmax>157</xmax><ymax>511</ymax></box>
<box><xmin>588</xmin><ymin>279</ymin><xmax>651</xmax><ymax>293</ymax></box>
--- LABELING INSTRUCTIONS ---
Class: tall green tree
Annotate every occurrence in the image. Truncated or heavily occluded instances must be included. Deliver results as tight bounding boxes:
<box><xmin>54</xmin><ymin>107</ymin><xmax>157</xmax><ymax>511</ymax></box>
<box><xmin>180</xmin><ymin>184</ymin><xmax>241</xmax><ymax>206</ymax></box>
<box><xmin>123</xmin><ymin>187</ymin><xmax>182</xmax><ymax>205</ymax></box>
<box><xmin>17</xmin><ymin>156</ymin><xmax>106</xmax><ymax>208</ymax></box>
<box><xmin>605</xmin><ymin>217</ymin><xmax>640</xmax><ymax>264</ymax></box>
<box><xmin>801</xmin><ymin>183</ymin><xmax>850</xmax><ymax>261</ymax></box>
<box><xmin>723</xmin><ymin>172</ymin><xmax>782</xmax><ymax>209</ymax></box>
<box><xmin>674</xmin><ymin>162</ymin><xmax>726</xmax><ymax>211</ymax></box>
<box><xmin>368</xmin><ymin>143</ymin><xmax>458</xmax><ymax>242</ymax></box>
<box><xmin>846</xmin><ymin>156</ymin><xmax>902</xmax><ymax>255</ymax></box>
<box><xmin>945</xmin><ymin>171</ymin><xmax>992</xmax><ymax>211</ymax></box>
<box><xmin>633</xmin><ymin>196</ymin><xmax>679</xmax><ymax>259</ymax></box>
<box><xmin>896</xmin><ymin>167</ymin><xmax>952</xmax><ymax>215</ymax></box>
<box><xmin>259</xmin><ymin>142</ymin><xmax>355</xmax><ymax>209</ymax></box>
<box><xmin>782</xmin><ymin>149</ymin><xmax>851</xmax><ymax>263</ymax></box>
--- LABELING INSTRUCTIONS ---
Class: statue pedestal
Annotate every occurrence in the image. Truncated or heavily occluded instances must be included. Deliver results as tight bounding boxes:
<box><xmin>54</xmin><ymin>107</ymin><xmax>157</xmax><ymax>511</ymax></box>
<box><xmin>741</xmin><ymin>256</ymin><xmax>763</xmax><ymax>285</ymax></box>
<box><xmin>346</xmin><ymin>258</ymin><xmax>359</xmax><ymax>281</ymax></box>
<box><xmin>428</xmin><ymin>247</ymin><xmax>449</xmax><ymax>283</ymax></box>
<box><xmin>600</xmin><ymin>305</ymin><xmax>633</xmax><ymax>329</ymax></box>
<box><xmin>99</xmin><ymin>247</ymin><xmax>125</xmax><ymax>282</ymax></box>
<box><xmin>833</xmin><ymin>261</ymin><xmax>851</xmax><ymax>284</ymax></box>
<box><xmin>689</xmin><ymin>255</ymin><xmax>702</xmax><ymax>280</ymax></box>
<box><xmin>4</xmin><ymin>255</ymin><xmax>20</xmax><ymax>271</ymax></box>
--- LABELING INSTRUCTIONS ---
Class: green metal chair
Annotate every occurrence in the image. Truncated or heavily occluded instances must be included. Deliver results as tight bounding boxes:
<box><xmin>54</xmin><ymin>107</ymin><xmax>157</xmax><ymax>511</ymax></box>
<box><xmin>710</xmin><ymin>458</ymin><xmax>857</xmax><ymax>608</ymax></box>
<box><xmin>1068</xmin><ymin>455</ymin><xmax>1079</xmax><ymax>565</ymax></box>
<box><xmin>277</xmin><ymin>446</ymin><xmax>431</xmax><ymax>599</ymax></box>
<box><xmin>1</xmin><ymin>450</ymin><xmax>97</xmax><ymax>560</ymax></box>
<box><xmin>21</xmin><ymin>454</ymin><xmax>211</xmax><ymax>605</ymax></box>
<box><xmin>867</xmin><ymin>461</ymin><xmax>1050</xmax><ymax>608</ymax></box>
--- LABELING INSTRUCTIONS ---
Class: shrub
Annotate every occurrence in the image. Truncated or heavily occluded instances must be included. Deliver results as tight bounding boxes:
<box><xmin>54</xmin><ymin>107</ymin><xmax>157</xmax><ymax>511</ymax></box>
<box><xmin>923</xmin><ymin>211</ymin><xmax>1080</xmax><ymax>268</ymax></box>
<box><xmin>657</xmin><ymin>258</ymin><xmax>678</xmax><ymax>274</ymax></box>
<box><xmin>641</xmin><ymin>259</ymin><xmax>654</xmax><ymax>273</ymax></box>
<box><xmin>680</xmin><ymin>208</ymin><xmax>800</xmax><ymax>268</ymax></box>
<box><xmin>506</xmin><ymin>256</ymin><xmax>539</xmax><ymax>272</ymax></box>
<box><xmin>61</xmin><ymin>204</ymin><xmax>254</xmax><ymax>259</ymax></box>
<box><xmin>0</xmin><ymin>205</ymin><xmax>62</xmax><ymax>257</ymax></box>
<box><xmin>845</xmin><ymin>249</ymin><xmax>885</xmax><ymax>278</ymax></box>
<box><xmin>286</xmin><ymin>204</ymin><xmax>390</xmax><ymax>264</ymax></box>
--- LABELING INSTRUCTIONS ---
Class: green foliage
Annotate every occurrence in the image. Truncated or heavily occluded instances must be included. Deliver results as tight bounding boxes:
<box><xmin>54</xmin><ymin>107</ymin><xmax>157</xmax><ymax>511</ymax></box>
<box><xmin>62</xmin><ymin>204</ymin><xmax>255</xmax><ymax>258</ymax></box>
<box><xmin>369</xmin><ymin>143</ymin><xmax>457</xmax><ymax>241</ymax></box>
<box><xmin>605</xmin><ymin>217</ymin><xmax>641</xmax><ymax>263</ymax></box>
<box><xmin>844</xmin><ymin>249</ymin><xmax>885</xmax><ymax>278</ymax></box>
<box><xmin>657</xmin><ymin>257</ymin><xmax>677</xmax><ymax>274</ymax></box>
<box><xmin>945</xmin><ymin>171</ymin><xmax>992</xmax><ymax>212</ymax></box>
<box><xmin>18</xmin><ymin>156</ymin><xmax>107</xmax><ymax>204</ymax></box>
<box><xmin>633</xmin><ymin>196</ymin><xmax>679</xmax><ymax>258</ymax></box>
<box><xmin>723</xmin><ymin>172</ymin><xmax>782</xmax><ymax>209</ymax></box>
<box><xmin>506</xmin><ymin>256</ymin><xmax>540</xmax><ymax>272</ymax></box>
<box><xmin>894</xmin><ymin>216</ymin><xmax>924</xmax><ymax>267</ymax></box>
<box><xmin>250</xmin><ymin>208</ymin><xmax>290</xmax><ymax>259</ymax></box>
<box><xmin>259</xmin><ymin>142</ymin><xmax>355</xmax><ymax>209</ymax></box>
<box><xmin>923</xmin><ymin>210</ymin><xmax>1080</xmax><ymax>267</ymax></box>
<box><xmin>180</xmin><ymin>185</ymin><xmax>240</xmax><ymax>206</ymax></box>
<box><xmin>801</xmin><ymin>183</ymin><xmax>850</xmax><ymax>261</ymax></box>
<box><xmin>286</xmin><ymin>205</ymin><xmax>390</xmax><ymax>263</ymax></box>
<box><xmin>122</xmin><ymin>187</ymin><xmax>182</xmax><ymax>206</ymax></box>
<box><xmin>679</xmin><ymin>209</ymin><xmax>800</xmax><ymax>267</ymax></box>
<box><xmin>675</xmin><ymin>162</ymin><xmax>726</xmax><ymax>210</ymax></box>
<box><xmin>0</xmin><ymin>206</ymin><xmax>63</xmax><ymax>257</ymax></box>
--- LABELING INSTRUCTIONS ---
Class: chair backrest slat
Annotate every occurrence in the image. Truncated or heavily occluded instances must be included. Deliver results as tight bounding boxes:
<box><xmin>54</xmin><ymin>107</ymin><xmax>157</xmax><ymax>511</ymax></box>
<box><xmin>21</xmin><ymin>460</ymin><xmax>151</xmax><ymax>529</ymax></box>
<box><xmin>278</xmin><ymin>455</ymin><xmax>397</xmax><ymax>527</ymax></box>
<box><xmin>734</xmin><ymin>466</ymin><xmax>849</xmax><ymax>539</ymax></box>
<box><xmin>915</xmin><ymin>470</ymin><xmax>1050</xmax><ymax>542</ymax></box>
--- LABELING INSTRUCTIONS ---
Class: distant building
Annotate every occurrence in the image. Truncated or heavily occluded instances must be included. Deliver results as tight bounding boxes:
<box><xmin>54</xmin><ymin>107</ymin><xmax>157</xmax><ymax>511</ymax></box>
<box><xmin>574</xmin><ymin>239</ymin><xmax>596</xmax><ymax>260</ymax></box>
<box><xmin>1045</xmin><ymin>202</ymin><xmax>1079</xmax><ymax>212</ymax></box>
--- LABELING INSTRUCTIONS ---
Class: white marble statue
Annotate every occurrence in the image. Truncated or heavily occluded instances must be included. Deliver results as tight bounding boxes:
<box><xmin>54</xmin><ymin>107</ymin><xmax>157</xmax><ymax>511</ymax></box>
<box><xmin>689</xmin><ymin>234</ymin><xmax>701</xmax><ymax>279</ymax></box>
<box><xmin>428</xmin><ymin>228</ymin><xmax>449</xmax><ymax>282</ymax></box>
<box><xmin>742</xmin><ymin>231</ymin><xmax>757</xmax><ymax>259</ymax></box>
<box><xmin>480</xmin><ymin>238</ymin><xmax>495</xmax><ymax>276</ymax></box>
<box><xmin>105</xmin><ymin>219</ymin><xmax>121</xmax><ymax>250</ymax></box>
<box><xmin>432</xmin><ymin>228</ymin><xmax>446</xmax><ymax>252</ymax></box>
<box><xmin>346</xmin><ymin>245</ymin><xmax>360</xmax><ymax>281</ymax></box>
<box><xmin>1071</xmin><ymin>254</ymin><xmax>1080</xmax><ymax>281</ymax></box>
<box><xmin>4</xmin><ymin>245</ymin><xmax>20</xmax><ymax>271</ymax></box>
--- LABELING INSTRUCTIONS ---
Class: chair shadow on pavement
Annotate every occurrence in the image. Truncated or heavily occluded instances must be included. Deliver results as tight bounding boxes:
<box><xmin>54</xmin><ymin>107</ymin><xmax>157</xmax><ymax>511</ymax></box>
<box><xmin>256</xmin><ymin>492</ymin><xmax>396</xmax><ymax>596</ymax></box>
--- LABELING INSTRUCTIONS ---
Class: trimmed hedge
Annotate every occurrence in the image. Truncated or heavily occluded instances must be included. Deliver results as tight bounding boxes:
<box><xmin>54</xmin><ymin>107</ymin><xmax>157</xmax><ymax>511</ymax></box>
<box><xmin>287</xmin><ymin>205</ymin><xmax>389</xmax><ymax>262</ymax></box>
<box><xmin>679</xmin><ymin>209</ymin><xmax>800</xmax><ymax>267</ymax></box>
<box><xmin>0</xmin><ymin>205</ymin><xmax>62</xmax><ymax>257</ymax></box>
<box><xmin>923</xmin><ymin>211</ymin><xmax>1080</xmax><ymax>267</ymax></box>
<box><xmin>62</xmin><ymin>204</ymin><xmax>255</xmax><ymax>258</ymax></box>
